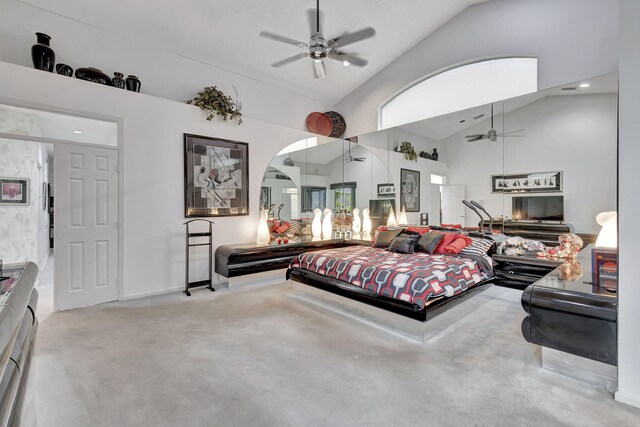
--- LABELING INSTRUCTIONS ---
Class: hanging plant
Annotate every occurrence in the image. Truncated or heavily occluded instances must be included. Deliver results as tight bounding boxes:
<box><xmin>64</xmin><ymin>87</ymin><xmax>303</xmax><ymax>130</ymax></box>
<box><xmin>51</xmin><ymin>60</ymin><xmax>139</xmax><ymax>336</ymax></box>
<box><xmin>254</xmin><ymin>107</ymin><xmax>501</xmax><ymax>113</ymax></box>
<box><xmin>398</xmin><ymin>141</ymin><xmax>417</xmax><ymax>162</ymax></box>
<box><xmin>186</xmin><ymin>86</ymin><xmax>243</xmax><ymax>125</ymax></box>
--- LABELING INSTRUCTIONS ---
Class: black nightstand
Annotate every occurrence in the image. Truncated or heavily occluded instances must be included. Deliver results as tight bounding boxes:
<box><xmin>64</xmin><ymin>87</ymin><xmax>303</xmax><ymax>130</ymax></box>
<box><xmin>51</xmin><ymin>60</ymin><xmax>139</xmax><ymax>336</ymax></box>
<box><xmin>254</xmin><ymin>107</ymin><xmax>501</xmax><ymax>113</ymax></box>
<box><xmin>492</xmin><ymin>253</ymin><xmax>564</xmax><ymax>290</ymax></box>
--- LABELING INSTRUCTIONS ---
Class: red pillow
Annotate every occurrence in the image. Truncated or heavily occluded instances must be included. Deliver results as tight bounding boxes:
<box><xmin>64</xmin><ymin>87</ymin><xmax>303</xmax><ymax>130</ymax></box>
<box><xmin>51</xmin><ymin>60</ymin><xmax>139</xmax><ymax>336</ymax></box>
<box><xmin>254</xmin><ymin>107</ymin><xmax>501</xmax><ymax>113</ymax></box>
<box><xmin>440</xmin><ymin>223</ymin><xmax>463</xmax><ymax>229</ymax></box>
<box><xmin>443</xmin><ymin>235</ymin><xmax>473</xmax><ymax>254</ymax></box>
<box><xmin>406</xmin><ymin>226</ymin><xmax>430</xmax><ymax>235</ymax></box>
<box><xmin>433</xmin><ymin>233</ymin><xmax>459</xmax><ymax>254</ymax></box>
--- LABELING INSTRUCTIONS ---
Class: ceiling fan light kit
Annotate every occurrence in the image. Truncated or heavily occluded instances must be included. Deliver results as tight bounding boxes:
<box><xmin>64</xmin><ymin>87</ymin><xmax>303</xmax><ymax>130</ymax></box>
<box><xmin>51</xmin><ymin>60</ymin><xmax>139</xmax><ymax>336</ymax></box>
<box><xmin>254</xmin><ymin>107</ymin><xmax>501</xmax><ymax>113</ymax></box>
<box><xmin>260</xmin><ymin>0</ymin><xmax>375</xmax><ymax>79</ymax></box>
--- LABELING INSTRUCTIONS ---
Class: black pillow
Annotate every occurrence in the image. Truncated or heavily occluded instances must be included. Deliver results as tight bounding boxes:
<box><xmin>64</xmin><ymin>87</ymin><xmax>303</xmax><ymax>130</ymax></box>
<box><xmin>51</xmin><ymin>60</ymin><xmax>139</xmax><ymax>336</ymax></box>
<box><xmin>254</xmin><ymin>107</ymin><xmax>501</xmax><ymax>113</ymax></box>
<box><xmin>388</xmin><ymin>232</ymin><xmax>420</xmax><ymax>254</ymax></box>
<box><xmin>372</xmin><ymin>229</ymin><xmax>400</xmax><ymax>248</ymax></box>
<box><xmin>416</xmin><ymin>232</ymin><xmax>446</xmax><ymax>254</ymax></box>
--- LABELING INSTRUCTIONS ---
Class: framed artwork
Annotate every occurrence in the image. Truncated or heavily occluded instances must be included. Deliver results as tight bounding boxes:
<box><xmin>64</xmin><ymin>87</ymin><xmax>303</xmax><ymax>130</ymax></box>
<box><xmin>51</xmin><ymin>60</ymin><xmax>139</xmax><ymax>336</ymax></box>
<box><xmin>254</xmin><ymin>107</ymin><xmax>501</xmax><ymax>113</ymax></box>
<box><xmin>42</xmin><ymin>182</ymin><xmax>48</xmax><ymax>210</ymax></box>
<box><xmin>491</xmin><ymin>171</ymin><xmax>562</xmax><ymax>194</ymax></box>
<box><xmin>260</xmin><ymin>186</ymin><xmax>271</xmax><ymax>210</ymax></box>
<box><xmin>377</xmin><ymin>183</ymin><xmax>396</xmax><ymax>198</ymax></box>
<box><xmin>0</xmin><ymin>178</ymin><xmax>29</xmax><ymax>205</ymax></box>
<box><xmin>184</xmin><ymin>133</ymin><xmax>249</xmax><ymax>217</ymax></box>
<box><xmin>400</xmin><ymin>169</ymin><xmax>420</xmax><ymax>212</ymax></box>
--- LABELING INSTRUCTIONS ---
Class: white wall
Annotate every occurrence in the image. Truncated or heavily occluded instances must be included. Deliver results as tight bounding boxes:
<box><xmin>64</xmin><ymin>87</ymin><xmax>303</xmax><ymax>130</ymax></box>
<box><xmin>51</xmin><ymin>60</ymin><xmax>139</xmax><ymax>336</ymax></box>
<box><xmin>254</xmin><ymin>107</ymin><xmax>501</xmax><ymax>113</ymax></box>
<box><xmin>335</xmin><ymin>0</ymin><xmax>619</xmax><ymax>137</ymax></box>
<box><xmin>0</xmin><ymin>139</ymin><xmax>50</xmax><ymax>268</ymax></box>
<box><xmin>616</xmin><ymin>0</ymin><xmax>640</xmax><ymax>409</ymax></box>
<box><xmin>0</xmin><ymin>60</ymin><xmax>314</xmax><ymax>299</ymax></box>
<box><xmin>446</xmin><ymin>94</ymin><xmax>617</xmax><ymax>234</ymax></box>
<box><xmin>0</xmin><ymin>0</ymin><xmax>330</xmax><ymax>130</ymax></box>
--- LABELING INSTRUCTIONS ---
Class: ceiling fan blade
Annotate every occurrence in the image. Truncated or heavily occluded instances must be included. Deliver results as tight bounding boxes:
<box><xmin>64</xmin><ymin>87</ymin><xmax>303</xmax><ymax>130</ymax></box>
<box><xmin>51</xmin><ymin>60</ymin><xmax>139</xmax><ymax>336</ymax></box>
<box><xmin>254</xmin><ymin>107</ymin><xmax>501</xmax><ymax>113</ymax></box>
<box><xmin>499</xmin><ymin>129</ymin><xmax>525</xmax><ymax>136</ymax></box>
<box><xmin>271</xmin><ymin>53</ymin><xmax>308</xmax><ymax>68</ymax></box>
<box><xmin>354</xmin><ymin>158</ymin><xmax>366</xmax><ymax>162</ymax></box>
<box><xmin>306</xmin><ymin>7</ymin><xmax>324</xmax><ymax>35</ymax></box>
<box><xmin>331</xmin><ymin>27</ymin><xmax>376</xmax><ymax>48</ymax></box>
<box><xmin>260</xmin><ymin>31</ymin><xmax>308</xmax><ymax>48</ymax></box>
<box><xmin>328</xmin><ymin>51</ymin><xmax>368</xmax><ymax>67</ymax></box>
<box><xmin>466</xmin><ymin>135</ymin><xmax>485</xmax><ymax>142</ymax></box>
<box><xmin>465</xmin><ymin>134</ymin><xmax>485</xmax><ymax>139</ymax></box>
<box><xmin>313</xmin><ymin>59</ymin><xmax>326</xmax><ymax>79</ymax></box>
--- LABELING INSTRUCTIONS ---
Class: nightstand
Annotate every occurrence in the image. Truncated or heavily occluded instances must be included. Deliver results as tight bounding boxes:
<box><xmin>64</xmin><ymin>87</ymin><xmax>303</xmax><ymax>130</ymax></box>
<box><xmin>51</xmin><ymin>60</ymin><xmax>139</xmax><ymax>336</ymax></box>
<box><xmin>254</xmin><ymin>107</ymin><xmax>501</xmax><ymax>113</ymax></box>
<box><xmin>492</xmin><ymin>253</ymin><xmax>564</xmax><ymax>290</ymax></box>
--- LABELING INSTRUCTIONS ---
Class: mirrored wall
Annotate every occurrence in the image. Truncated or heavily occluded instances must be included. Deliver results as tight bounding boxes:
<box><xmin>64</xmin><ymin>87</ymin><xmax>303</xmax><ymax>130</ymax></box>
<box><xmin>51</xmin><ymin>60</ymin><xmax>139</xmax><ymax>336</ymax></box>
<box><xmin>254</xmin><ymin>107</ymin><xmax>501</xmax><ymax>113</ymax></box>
<box><xmin>260</xmin><ymin>72</ymin><xmax>617</xmax><ymax>243</ymax></box>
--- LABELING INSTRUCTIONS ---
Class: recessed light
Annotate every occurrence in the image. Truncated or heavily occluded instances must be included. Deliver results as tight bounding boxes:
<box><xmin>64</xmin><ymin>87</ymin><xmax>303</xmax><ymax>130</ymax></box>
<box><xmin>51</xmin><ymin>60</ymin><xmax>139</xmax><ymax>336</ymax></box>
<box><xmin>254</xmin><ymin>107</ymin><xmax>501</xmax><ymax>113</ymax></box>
<box><xmin>73</xmin><ymin>130</ymin><xmax>83</xmax><ymax>134</ymax></box>
<box><xmin>342</xmin><ymin>61</ymin><xmax>351</xmax><ymax>67</ymax></box>
<box><xmin>579</xmin><ymin>83</ymin><xmax>590</xmax><ymax>88</ymax></box>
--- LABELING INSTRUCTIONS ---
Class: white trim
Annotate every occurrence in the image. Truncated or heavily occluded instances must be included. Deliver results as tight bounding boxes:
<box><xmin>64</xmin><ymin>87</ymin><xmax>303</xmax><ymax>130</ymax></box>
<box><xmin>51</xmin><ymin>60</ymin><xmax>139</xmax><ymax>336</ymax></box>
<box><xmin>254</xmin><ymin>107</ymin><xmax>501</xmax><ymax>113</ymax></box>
<box><xmin>122</xmin><ymin>286</ymin><xmax>184</xmax><ymax>301</ymax></box>
<box><xmin>615</xmin><ymin>391</ymin><xmax>640</xmax><ymax>409</ymax></box>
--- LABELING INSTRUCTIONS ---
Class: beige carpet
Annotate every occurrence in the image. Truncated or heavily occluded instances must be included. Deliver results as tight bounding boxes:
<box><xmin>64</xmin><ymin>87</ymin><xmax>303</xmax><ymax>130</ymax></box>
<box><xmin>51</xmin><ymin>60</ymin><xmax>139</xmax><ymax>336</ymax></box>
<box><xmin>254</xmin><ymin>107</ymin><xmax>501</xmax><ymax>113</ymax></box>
<box><xmin>19</xmin><ymin>284</ymin><xmax>640</xmax><ymax>426</ymax></box>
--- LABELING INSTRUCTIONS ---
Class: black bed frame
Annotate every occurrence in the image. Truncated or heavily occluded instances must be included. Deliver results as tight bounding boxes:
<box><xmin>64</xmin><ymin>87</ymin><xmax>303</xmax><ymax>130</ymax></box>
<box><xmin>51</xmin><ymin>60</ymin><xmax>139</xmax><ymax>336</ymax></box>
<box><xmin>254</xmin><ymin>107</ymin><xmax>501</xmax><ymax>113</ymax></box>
<box><xmin>286</xmin><ymin>267</ymin><xmax>495</xmax><ymax>322</ymax></box>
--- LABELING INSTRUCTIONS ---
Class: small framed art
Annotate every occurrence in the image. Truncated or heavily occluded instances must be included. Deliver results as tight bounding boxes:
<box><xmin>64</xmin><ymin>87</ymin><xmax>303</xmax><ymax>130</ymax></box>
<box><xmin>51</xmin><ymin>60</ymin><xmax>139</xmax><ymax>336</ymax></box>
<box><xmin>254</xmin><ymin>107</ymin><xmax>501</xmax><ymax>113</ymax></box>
<box><xmin>400</xmin><ymin>169</ymin><xmax>420</xmax><ymax>212</ymax></box>
<box><xmin>0</xmin><ymin>178</ymin><xmax>29</xmax><ymax>205</ymax></box>
<box><xmin>377</xmin><ymin>183</ymin><xmax>396</xmax><ymax>198</ymax></box>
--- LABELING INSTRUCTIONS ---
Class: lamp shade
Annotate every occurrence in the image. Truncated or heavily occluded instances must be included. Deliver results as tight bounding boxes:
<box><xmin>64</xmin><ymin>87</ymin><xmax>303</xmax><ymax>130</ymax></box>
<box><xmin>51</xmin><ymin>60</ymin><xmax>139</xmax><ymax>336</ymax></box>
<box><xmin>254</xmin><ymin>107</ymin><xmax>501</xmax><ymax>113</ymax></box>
<box><xmin>387</xmin><ymin>206</ymin><xmax>397</xmax><ymax>227</ymax></box>
<box><xmin>322</xmin><ymin>208</ymin><xmax>333</xmax><ymax>240</ymax></box>
<box><xmin>312</xmin><ymin>208</ymin><xmax>322</xmax><ymax>239</ymax></box>
<box><xmin>398</xmin><ymin>206</ymin><xmax>408</xmax><ymax>225</ymax></box>
<box><xmin>362</xmin><ymin>208</ymin><xmax>372</xmax><ymax>236</ymax></box>
<box><xmin>352</xmin><ymin>208</ymin><xmax>361</xmax><ymax>234</ymax></box>
<box><xmin>256</xmin><ymin>209</ymin><xmax>271</xmax><ymax>245</ymax></box>
<box><xmin>595</xmin><ymin>211</ymin><xmax>617</xmax><ymax>248</ymax></box>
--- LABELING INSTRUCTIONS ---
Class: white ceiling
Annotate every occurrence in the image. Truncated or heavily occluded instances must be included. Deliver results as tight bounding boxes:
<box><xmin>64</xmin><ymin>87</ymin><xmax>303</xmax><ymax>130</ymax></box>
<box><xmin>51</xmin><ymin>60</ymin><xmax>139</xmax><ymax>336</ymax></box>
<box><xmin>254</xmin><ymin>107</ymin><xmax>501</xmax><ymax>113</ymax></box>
<box><xmin>20</xmin><ymin>0</ymin><xmax>487</xmax><ymax>104</ymax></box>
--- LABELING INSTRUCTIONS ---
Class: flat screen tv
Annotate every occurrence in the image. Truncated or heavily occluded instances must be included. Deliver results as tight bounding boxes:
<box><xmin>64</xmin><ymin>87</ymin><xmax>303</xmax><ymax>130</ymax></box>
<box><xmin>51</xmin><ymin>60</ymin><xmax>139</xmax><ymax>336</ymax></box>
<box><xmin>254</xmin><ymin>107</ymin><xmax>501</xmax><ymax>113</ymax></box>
<box><xmin>512</xmin><ymin>196</ymin><xmax>564</xmax><ymax>221</ymax></box>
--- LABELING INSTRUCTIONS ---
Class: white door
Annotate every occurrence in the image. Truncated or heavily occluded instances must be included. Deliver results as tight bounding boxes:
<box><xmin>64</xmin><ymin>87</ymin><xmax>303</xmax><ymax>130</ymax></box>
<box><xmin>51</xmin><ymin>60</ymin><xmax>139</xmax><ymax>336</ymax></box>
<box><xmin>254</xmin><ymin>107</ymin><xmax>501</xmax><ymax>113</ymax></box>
<box><xmin>430</xmin><ymin>184</ymin><xmax>441</xmax><ymax>225</ymax></box>
<box><xmin>441</xmin><ymin>185</ymin><xmax>466</xmax><ymax>225</ymax></box>
<box><xmin>54</xmin><ymin>144</ymin><xmax>119</xmax><ymax>311</ymax></box>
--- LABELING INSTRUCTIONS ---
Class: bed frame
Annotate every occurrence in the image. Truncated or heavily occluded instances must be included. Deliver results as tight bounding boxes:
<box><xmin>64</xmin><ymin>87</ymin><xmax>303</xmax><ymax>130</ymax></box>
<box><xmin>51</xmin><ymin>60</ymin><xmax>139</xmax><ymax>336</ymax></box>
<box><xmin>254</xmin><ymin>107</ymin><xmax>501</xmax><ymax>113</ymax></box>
<box><xmin>286</xmin><ymin>267</ymin><xmax>497</xmax><ymax>342</ymax></box>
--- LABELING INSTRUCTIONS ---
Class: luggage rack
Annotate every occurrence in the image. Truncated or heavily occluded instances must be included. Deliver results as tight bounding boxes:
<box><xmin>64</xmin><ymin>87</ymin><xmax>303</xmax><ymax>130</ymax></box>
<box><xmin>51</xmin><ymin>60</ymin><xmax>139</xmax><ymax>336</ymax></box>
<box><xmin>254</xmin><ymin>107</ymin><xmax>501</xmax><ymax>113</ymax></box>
<box><xmin>184</xmin><ymin>219</ymin><xmax>215</xmax><ymax>296</ymax></box>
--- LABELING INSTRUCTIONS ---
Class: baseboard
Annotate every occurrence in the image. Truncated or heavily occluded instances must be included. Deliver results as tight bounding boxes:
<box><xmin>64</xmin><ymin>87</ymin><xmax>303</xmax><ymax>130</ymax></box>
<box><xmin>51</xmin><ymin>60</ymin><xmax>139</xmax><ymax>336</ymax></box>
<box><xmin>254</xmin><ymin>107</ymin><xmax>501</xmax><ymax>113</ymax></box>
<box><xmin>615</xmin><ymin>390</ymin><xmax>640</xmax><ymax>409</ymax></box>
<box><xmin>122</xmin><ymin>286</ymin><xmax>183</xmax><ymax>301</ymax></box>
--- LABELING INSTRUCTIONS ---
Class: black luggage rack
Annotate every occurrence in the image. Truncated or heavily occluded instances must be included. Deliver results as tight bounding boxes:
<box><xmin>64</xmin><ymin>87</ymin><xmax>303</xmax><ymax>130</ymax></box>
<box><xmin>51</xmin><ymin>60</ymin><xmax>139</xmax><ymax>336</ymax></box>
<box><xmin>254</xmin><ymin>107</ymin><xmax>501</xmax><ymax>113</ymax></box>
<box><xmin>183</xmin><ymin>219</ymin><xmax>216</xmax><ymax>296</ymax></box>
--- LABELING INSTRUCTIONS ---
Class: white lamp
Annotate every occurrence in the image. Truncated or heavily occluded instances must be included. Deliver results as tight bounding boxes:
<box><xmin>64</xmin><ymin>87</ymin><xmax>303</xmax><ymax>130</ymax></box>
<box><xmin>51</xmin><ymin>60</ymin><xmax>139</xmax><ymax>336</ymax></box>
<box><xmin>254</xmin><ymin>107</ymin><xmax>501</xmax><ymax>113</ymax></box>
<box><xmin>362</xmin><ymin>208</ymin><xmax>372</xmax><ymax>237</ymax></box>
<box><xmin>322</xmin><ymin>208</ymin><xmax>333</xmax><ymax>240</ymax></box>
<box><xmin>312</xmin><ymin>208</ymin><xmax>322</xmax><ymax>239</ymax></box>
<box><xmin>352</xmin><ymin>208</ymin><xmax>361</xmax><ymax>234</ymax></box>
<box><xmin>595</xmin><ymin>211</ymin><xmax>617</xmax><ymax>248</ymax></box>
<box><xmin>387</xmin><ymin>206</ymin><xmax>398</xmax><ymax>227</ymax></box>
<box><xmin>256</xmin><ymin>209</ymin><xmax>271</xmax><ymax>245</ymax></box>
<box><xmin>398</xmin><ymin>206</ymin><xmax>408</xmax><ymax>225</ymax></box>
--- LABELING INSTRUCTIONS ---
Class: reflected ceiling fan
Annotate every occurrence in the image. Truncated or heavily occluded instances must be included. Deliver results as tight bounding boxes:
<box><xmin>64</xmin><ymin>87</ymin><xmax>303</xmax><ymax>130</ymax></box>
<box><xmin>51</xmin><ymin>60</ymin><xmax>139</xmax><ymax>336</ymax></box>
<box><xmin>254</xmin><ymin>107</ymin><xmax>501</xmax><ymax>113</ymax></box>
<box><xmin>346</xmin><ymin>141</ymin><xmax>365</xmax><ymax>162</ymax></box>
<box><xmin>465</xmin><ymin>104</ymin><xmax>525</xmax><ymax>142</ymax></box>
<box><xmin>259</xmin><ymin>0</ymin><xmax>376</xmax><ymax>79</ymax></box>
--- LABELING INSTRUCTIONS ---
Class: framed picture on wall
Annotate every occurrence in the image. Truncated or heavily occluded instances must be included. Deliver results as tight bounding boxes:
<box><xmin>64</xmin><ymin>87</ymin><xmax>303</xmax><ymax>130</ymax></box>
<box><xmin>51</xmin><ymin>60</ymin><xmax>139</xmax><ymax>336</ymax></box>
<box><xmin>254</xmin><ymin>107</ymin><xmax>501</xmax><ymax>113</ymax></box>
<box><xmin>184</xmin><ymin>133</ymin><xmax>249</xmax><ymax>217</ymax></box>
<box><xmin>400</xmin><ymin>169</ymin><xmax>420</xmax><ymax>212</ymax></box>
<box><xmin>260</xmin><ymin>186</ymin><xmax>271</xmax><ymax>210</ymax></box>
<box><xmin>0</xmin><ymin>178</ymin><xmax>29</xmax><ymax>205</ymax></box>
<box><xmin>491</xmin><ymin>171</ymin><xmax>562</xmax><ymax>194</ymax></box>
<box><xmin>377</xmin><ymin>183</ymin><xmax>396</xmax><ymax>198</ymax></box>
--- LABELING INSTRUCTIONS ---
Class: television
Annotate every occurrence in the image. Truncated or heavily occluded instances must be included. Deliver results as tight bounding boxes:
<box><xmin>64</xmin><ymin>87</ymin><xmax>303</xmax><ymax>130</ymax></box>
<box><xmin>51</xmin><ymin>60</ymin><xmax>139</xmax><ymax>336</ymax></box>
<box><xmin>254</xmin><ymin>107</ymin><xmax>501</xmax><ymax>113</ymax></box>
<box><xmin>512</xmin><ymin>196</ymin><xmax>564</xmax><ymax>221</ymax></box>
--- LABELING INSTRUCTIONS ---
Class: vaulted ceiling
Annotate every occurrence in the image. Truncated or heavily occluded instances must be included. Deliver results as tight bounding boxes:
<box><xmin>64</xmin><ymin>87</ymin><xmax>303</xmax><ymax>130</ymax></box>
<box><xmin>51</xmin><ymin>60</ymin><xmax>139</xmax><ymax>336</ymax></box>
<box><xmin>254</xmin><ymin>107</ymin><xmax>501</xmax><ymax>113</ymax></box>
<box><xmin>19</xmin><ymin>0</ymin><xmax>487</xmax><ymax>104</ymax></box>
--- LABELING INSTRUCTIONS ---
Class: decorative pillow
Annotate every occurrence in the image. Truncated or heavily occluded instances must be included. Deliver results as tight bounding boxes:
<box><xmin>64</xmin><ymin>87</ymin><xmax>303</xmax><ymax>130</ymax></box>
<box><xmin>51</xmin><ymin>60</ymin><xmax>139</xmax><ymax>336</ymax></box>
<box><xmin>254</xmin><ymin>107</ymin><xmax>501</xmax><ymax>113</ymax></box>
<box><xmin>415</xmin><ymin>232</ymin><xmax>446</xmax><ymax>254</ymax></box>
<box><xmin>460</xmin><ymin>237</ymin><xmax>495</xmax><ymax>256</ymax></box>
<box><xmin>443</xmin><ymin>235</ymin><xmax>473</xmax><ymax>254</ymax></box>
<box><xmin>440</xmin><ymin>223</ymin><xmax>463</xmax><ymax>229</ymax></box>
<box><xmin>388</xmin><ymin>232</ymin><xmax>420</xmax><ymax>254</ymax></box>
<box><xmin>433</xmin><ymin>232</ymin><xmax>460</xmax><ymax>254</ymax></box>
<box><xmin>372</xmin><ymin>229</ymin><xmax>400</xmax><ymax>248</ymax></box>
<box><xmin>406</xmin><ymin>226</ymin><xmax>430</xmax><ymax>235</ymax></box>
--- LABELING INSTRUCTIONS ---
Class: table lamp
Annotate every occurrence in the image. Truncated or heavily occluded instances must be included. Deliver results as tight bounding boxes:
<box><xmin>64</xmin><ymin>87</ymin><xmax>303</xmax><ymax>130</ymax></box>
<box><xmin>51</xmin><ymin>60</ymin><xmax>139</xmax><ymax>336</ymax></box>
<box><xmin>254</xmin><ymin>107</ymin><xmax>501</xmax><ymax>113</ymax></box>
<box><xmin>398</xmin><ymin>206</ymin><xmax>408</xmax><ymax>226</ymax></box>
<box><xmin>387</xmin><ymin>206</ymin><xmax>397</xmax><ymax>227</ymax></box>
<box><xmin>592</xmin><ymin>211</ymin><xmax>617</xmax><ymax>290</ymax></box>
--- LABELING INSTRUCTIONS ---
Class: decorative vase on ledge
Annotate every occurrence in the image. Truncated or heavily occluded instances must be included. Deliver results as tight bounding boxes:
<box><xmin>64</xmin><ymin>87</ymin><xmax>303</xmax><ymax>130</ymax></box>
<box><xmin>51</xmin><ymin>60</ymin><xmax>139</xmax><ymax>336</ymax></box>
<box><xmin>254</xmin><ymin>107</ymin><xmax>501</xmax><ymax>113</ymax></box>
<box><xmin>125</xmin><ymin>75</ymin><xmax>141</xmax><ymax>92</ymax></box>
<box><xmin>75</xmin><ymin>67</ymin><xmax>112</xmax><ymax>86</ymax></box>
<box><xmin>31</xmin><ymin>32</ymin><xmax>55</xmax><ymax>72</ymax></box>
<box><xmin>112</xmin><ymin>72</ymin><xmax>126</xmax><ymax>89</ymax></box>
<box><xmin>432</xmin><ymin>148</ymin><xmax>439</xmax><ymax>161</ymax></box>
<box><xmin>55</xmin><ymin>63</ymin><xmax>73</xmax><ymax>77</ymax></box>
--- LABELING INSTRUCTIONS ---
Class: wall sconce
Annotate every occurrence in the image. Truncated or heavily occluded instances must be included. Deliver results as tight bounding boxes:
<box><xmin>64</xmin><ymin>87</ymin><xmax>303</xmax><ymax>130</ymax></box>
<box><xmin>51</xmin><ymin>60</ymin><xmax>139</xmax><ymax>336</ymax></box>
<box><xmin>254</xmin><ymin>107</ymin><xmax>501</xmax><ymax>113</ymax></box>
<box><xmin>352</xmin><ymin>208</ymin><xmax>361</xmax><ymax>234</ymax></box>
<box><xmin>322</xmin><ymin>208</ymin><xmax>332</xmax><ymax>240</ymax></box>
<box><xmin>312</xmin><ymin>208</ymin><xmax>322</xmax><ymax>239</ymax></box>
<box><xmin>256</xmin><ymin>209</ymin><xmax>271</xmax><ymax>245</ymax></box>
<box><xmin>387</xmin><ymin>206</ymin><xmax>397</xmax><ymax>227</ymax></box>
<box><xmin>398</xmin><ymin>206</ymin><xmax>408</xmax><ymax>225</ymax></box>
<box><xmin>362</xmin><ymin>208</ymin><xmax>372</xmax><ymax>237</ymax></box>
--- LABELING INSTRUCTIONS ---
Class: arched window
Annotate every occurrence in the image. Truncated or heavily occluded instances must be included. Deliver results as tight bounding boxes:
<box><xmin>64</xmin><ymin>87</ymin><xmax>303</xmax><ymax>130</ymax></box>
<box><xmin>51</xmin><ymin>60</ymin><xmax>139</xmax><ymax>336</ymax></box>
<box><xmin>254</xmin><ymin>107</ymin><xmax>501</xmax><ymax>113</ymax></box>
<box><xmin>379</xmin><ymin>57</ymin><xmax>537</xmax><ymax>129</ymax></box>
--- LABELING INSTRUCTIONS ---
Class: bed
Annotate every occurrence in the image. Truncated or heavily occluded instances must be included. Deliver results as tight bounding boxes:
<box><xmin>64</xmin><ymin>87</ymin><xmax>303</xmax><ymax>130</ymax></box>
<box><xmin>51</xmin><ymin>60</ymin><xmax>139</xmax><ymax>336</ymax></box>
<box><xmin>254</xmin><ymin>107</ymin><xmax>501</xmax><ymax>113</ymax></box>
<box><xmin>286</xmin><ymin>244</ymin><xmax>495</xmax><ymax>326</ymax></box>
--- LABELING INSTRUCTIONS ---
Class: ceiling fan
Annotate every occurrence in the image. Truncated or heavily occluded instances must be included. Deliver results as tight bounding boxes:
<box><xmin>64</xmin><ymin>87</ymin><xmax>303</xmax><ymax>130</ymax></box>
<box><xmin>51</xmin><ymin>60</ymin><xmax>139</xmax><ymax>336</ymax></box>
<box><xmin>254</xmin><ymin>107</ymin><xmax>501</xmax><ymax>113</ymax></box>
<box><xmin>465</xmin><ymin>104</ymin><xmax>525</xmax><ymax>142</ymax></box>
<box><xmin>259</xmin><ymin>0</ymin><xmax>376</xmax><ymax>79</ymax></box>
<box><xmin>346</xmin><ymin>141</ymin><xmax>365</xmax><ymax>162</ymax></box>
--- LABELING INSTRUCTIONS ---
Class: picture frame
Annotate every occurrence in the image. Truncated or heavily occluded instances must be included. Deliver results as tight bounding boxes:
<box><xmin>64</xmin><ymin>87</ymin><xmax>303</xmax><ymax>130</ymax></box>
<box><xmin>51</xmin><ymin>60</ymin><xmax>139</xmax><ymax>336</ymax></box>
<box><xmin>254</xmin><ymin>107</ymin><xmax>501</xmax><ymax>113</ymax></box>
<box><xmin>491</xmin><ymin>171</ymin><xmax>562</xmax><ymax>194</ymax></box>
<box><xmin>260</xmin><ymin>186</ymin><xmax>271</xmax><ymax>210</ymax></box>
<box><xmin>377</xmin><ymin>183</ymin><xmax>396</xmax><ymax>198</ymax></box>
<box><xmin>400</xmin><ymin>169</ymin><xmax>420</xmax><ymax>212</ymax></box>
<box><xmin>184</xmin><ymin>133</ymin><xmax>249</xmax><ymax>217</ymax></box>
<box><xmin>0</xmin><ymin>178</ymin><xmax>29</xmax><ymax>205</ymax></box>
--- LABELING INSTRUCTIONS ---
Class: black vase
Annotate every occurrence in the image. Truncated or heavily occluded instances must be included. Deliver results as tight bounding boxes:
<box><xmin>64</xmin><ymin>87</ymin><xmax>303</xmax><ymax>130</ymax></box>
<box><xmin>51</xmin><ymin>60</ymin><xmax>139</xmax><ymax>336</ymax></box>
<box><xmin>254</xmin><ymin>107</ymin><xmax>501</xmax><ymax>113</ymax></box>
<box><xmin>432</xmin><ymin>148</ymin><xmax>439</xmax><ymax>161</ymax></box>
<box><xmin>125</xmin><ymin>75</ymin><xmax>141</xmax><ymax>92</ymax></box>
<box><xmin>112</xmin><ymin>72</ymin><xmax>125</xmax><ymax>89</ymax></box>
<box><xmin>31</xmin><ymin>33</ymin><xmax>55</xmax><ymax>72</ymax></box>
<box><xmin>55</xmin><ymin>63</ymin><xmax>73</xmax><ymax>77</ymax></box>
<box><xmin>75</xmin><ymin>67</ymin><xmax>112</xmax><ymax>86</ymax></box>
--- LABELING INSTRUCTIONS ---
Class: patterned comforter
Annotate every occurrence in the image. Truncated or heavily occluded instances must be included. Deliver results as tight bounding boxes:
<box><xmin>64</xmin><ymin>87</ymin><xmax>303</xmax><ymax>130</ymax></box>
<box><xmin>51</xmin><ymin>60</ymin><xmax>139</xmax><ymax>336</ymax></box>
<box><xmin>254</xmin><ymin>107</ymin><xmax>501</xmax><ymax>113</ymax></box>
<box><xmin>288</xmin><ymin>246</ymin><xmax>487</xmax><ymax>309</ymax></box>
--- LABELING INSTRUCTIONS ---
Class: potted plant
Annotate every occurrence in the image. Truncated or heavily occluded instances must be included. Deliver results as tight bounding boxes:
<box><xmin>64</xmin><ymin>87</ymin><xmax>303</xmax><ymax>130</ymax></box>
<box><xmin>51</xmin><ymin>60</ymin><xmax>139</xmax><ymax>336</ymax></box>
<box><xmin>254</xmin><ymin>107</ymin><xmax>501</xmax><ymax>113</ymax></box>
<box><xmin>397</xmin><ymin>141</ymin><xmax>417</xmax><ymax>162</ymax></box>
<box><xmin>186</xmin><ymin>86</ymin><xmax>243</xmax><ymax>125</ymax></box>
